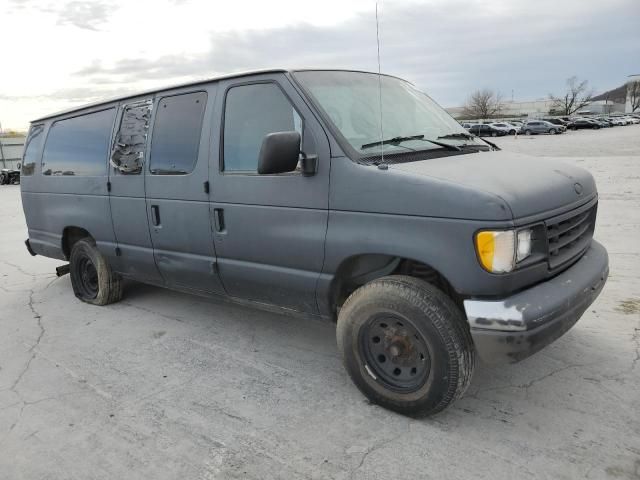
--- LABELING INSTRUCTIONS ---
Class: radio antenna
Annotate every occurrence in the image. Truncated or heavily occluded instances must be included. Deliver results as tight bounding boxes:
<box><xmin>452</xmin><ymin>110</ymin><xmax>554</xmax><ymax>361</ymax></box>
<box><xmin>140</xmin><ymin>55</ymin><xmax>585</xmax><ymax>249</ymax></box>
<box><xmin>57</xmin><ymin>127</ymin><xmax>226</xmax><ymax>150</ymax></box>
<box><xmin>375</xmin><ymin>1</ymin><xmax>384</xmax><ymax>163</ymax></box>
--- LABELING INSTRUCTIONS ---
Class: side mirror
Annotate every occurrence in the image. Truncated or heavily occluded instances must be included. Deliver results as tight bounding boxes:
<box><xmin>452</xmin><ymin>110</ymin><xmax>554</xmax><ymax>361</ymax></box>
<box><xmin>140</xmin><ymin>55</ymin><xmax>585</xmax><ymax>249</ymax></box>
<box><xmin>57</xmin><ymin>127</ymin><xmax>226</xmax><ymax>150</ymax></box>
<box><xmin>16</xmin><ymin>162</ymin><xmax>21</xmax><ymax>170</ymax></box>
<box><xmin>258</xmin><ymin>131</ymin><xmax>301</xmax><ymax>175</ymax></box>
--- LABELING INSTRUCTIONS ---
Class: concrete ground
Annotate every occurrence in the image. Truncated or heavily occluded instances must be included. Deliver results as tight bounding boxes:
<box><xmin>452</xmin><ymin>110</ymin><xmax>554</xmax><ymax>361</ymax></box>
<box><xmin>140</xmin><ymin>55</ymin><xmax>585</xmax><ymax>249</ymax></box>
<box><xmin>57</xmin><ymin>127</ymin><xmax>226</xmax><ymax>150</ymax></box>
<box><xmin>1</xmin><ymin>125</ymin><xmax>639</xmax><ymax>480</ymax></box>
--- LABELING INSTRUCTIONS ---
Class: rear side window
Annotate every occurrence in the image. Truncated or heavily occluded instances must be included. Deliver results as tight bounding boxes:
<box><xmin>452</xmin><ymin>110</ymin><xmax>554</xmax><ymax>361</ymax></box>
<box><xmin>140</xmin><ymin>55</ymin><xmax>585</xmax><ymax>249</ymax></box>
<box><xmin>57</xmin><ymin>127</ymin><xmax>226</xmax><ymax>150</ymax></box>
<box><xmin>223</xmin><ymin>83</ymin><xmax>302</xmax><ymax>172</ymax></box>
<box><xmin>21</xmin><ymin>124</ymin><xmax>44</xmax><ymax>176</ymax></box>
<box><xmin>149</xmin><ymin>91</ymin><xmax>207</xmax><ymax>175</ymax></box>
<box><xmin>42</xmin><ymin>108</ymin><xmax>115</xmax><ymax>176</ymax></box>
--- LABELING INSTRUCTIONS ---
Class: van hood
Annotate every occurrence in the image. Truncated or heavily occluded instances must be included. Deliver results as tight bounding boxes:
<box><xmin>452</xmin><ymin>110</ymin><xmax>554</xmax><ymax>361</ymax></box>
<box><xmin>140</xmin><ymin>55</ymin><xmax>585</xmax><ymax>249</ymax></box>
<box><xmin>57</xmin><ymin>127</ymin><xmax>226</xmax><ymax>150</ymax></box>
<box><xmin>389</xmin><ymin>150</ymin><xmax>596</xmax><ymax>220</ymax></box>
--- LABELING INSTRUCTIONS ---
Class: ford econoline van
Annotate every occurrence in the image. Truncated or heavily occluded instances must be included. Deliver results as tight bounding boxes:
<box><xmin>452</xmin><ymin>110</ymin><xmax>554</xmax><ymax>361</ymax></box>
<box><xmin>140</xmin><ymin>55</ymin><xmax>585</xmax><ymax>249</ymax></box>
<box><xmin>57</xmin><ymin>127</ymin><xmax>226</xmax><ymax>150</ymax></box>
<box><xmin>20</xmin><ymin>69</ymin><xmax>608</xmax><ymax>415</ymax></box>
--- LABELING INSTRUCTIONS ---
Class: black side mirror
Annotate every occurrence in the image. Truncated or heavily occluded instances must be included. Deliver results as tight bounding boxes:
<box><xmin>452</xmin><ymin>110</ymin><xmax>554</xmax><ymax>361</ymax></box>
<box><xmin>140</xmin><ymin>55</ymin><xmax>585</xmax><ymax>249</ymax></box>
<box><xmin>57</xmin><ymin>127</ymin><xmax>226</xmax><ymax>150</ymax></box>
<box><xmin>258</xmin><ymin>131</ymin><xmax>301</xmax><ymax>175</ymax></box>
<box><xmin>16</xmin><ymin>162</ymin><xmax>21</xmax><ymax>170</ymax></box>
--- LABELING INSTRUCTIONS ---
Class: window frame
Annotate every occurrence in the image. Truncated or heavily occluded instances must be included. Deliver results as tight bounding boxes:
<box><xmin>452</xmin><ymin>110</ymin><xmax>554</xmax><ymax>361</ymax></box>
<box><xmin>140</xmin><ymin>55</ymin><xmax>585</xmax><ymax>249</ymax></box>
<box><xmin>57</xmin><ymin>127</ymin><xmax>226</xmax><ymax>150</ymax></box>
<box><xmin>41</xmin><ymin>107</ymin><xmax>116</xmax><ymax>177</ymax></box>
<box><xmin>21</xmin><ymin>123</ymin><xmax>45</xmax><ymax>176</ymax></box>
<box><xmin>220</xmin><ymin>80</ymin><xmax>304</xmax><ymax>176</ymax></box>
<box><xmin>148</xmin><ymin>90</ymin><xmax>208</xmax><ymax>176</ymax></box>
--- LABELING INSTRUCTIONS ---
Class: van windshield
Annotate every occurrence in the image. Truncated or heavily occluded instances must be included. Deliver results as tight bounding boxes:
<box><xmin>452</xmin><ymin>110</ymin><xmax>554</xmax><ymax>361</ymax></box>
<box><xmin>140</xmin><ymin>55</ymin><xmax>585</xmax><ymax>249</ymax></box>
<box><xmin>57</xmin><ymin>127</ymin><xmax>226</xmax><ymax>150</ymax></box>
<box><xmin>294</xmin><ymin>70</ymin><xmax>485</xmax><ymax>156</ymax></box>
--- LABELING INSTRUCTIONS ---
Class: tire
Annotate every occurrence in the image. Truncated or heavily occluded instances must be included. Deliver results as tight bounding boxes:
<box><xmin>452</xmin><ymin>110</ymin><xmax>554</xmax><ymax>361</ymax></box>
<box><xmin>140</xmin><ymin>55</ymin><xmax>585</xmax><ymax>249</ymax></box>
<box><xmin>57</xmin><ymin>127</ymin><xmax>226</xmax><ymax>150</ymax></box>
<box><xmin>549</xmin><ymin>129</ymin><xmax>556</xmax><ymax>135</ymax></box>
<box><xmin>337</xmin><ymin>275</ymin><xmax>476</xmax><ymax>416</ymax></box>
<box><xmin>491</xmin><ymin>132</ymin><xmax>497</xmax><ymax>137</ymax></box>
<box><xmin>524</xmin><ymin>129</ymin><xmax>532</xmax><ymax>135</ymax></box>
<box><xmin>70</xmin><ymin>238</ymin><xmax>122</xmax><ymax>305</ymax></box>
<box><xmin>509</xmin><ymin>130</ymin><xmax>516</xmax><ymax>135</ymax></box>
<box><xmin>0</xmin><ymin>173</ymin><xmax>6</xmax><ymax>185</ymax></box>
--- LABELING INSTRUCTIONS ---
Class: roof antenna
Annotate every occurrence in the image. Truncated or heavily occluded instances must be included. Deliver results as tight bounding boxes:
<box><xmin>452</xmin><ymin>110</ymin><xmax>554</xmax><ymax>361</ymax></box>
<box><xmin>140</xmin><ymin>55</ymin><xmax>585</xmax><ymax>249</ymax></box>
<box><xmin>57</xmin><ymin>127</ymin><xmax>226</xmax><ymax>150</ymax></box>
<box><xmin>375</xmin><ymin>1</ymin><xmax>385</xmax><ymax>166</ymax></box>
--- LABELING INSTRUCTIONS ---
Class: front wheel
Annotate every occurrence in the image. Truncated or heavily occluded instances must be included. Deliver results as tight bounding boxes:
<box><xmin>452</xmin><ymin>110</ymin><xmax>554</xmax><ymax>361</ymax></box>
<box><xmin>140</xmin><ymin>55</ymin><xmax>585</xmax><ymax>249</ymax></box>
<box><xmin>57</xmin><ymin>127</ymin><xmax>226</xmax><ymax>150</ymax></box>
<box><xmin>524</xmin><ymin>129</ymin><xmax>532</xmax><ymax>135</ymax></box>
<box><xmin>337</xmin><ymin>276</ymin><xmax>476</xmax><ymax>416</ymax></box>
<box><xmin>70</xmin><ymin>238</ymin><xmax>123</xmax><ymax>305</ymax></box>
<box><xmin>549</xmin><ymin>129</ymin><xmax>556</xmax><ymax>135</ymax></box>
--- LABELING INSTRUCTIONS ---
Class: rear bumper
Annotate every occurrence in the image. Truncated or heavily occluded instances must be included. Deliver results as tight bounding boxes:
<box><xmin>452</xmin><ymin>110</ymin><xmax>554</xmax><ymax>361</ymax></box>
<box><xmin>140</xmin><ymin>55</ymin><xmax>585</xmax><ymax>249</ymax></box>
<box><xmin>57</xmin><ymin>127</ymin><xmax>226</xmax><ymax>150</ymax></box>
<box><xmin>463</xmin><ymin>240</ymin><xmax>608</xmax><ymax>364</ymax></box>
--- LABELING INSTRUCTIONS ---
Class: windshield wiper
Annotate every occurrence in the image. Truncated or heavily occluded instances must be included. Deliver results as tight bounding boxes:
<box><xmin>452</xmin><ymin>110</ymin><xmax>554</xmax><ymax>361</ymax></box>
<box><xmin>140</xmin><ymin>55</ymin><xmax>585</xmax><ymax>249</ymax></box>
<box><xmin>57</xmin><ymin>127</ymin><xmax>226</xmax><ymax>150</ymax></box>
<box><xmin>438</xmin><ymin>132</ymin><xmax>501</xmax><ymax>151</ymax></box>
<box><xmin>361</xmin><ymin>135</ymin><xmax>461</xmax><ymax>152</ymax></box>
<box><xmin>438</xmin><ymin>132</ymin><xmax>474</xmax><ymax>140</ymax></box>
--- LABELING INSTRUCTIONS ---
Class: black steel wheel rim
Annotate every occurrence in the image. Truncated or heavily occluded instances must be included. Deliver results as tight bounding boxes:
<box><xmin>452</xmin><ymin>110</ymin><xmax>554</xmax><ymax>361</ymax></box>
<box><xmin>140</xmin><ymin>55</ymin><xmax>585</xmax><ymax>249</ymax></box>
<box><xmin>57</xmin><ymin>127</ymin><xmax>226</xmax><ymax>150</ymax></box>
<box><xmin>359</xmin><ymin>314</ymin><xmax>431</xmax><ymax>393</ymax></box>
<box><xmin>77</xmin><ymin>256</ymin><xmax>98</xmax><ymax>299</ymax></box>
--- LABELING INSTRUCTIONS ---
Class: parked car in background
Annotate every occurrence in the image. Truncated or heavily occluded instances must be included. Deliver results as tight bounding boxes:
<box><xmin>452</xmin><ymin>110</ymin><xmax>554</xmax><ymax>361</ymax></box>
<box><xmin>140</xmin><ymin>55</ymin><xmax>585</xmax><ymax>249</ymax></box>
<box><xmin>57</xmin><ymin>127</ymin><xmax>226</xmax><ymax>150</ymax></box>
<box><xmin>521</xmin><ymin>120</ymin><xmax>563</xmax><ymax>135</ymax></box>
<box><xmin>489</xmin><ymin>122</ymin><xmax>520</xmax><ymax>135</ymax></box>
<box><xmin>461</xmin><ymin>123</ymin><xmax>475</xmax><ymax>129</ymax></box>
<box><xmin>468</xmin><ymin>124</ymin><xmax>508</xmax><ymax>137</ymax></box>
<box><xmin>543</xmin><ymin>118</ymin><xmax>569</xmax><ymax>130</ymax></box>
<box><xmin>567</xmin><ymin>119</ymin><xmax>601</xmax><ymax>130</ymax></box>
<box><xmin>605</xmin><ymin>117</ymin><xmax>625</xmax><ymax>126</ymax></box>
<box><xmin>624</xmin><ymin>116</ymin><xmax>639</xmax><ymax>124</ymax></box>
<box><xmin>0</xmin><ymin>164</ymin><xmax>21</xmax><ymax>185</ymax></box>
<box><xmin>595</xmin><ymin>117</ymin><xmax>614</xmax><ymax>127</ymax></box>
<box><xmin>593</xmin><ymin>118</ymin><xmax>612</xmax><ymax>128</ymax></box>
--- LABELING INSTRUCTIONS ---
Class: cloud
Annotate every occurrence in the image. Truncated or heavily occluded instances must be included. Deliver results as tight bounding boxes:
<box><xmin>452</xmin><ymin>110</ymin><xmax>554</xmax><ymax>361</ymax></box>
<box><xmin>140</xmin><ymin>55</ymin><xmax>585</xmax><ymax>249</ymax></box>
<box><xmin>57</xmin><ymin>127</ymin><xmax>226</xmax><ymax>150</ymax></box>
<box><xmin>7</xmin><ymin>0</ymin><xmax>116</xmax><ymax>30</ymax></box>
<box><xmin>56</xmin><ymin>0</ymin><xmax>114</xmax><ymax>30</ymax></box>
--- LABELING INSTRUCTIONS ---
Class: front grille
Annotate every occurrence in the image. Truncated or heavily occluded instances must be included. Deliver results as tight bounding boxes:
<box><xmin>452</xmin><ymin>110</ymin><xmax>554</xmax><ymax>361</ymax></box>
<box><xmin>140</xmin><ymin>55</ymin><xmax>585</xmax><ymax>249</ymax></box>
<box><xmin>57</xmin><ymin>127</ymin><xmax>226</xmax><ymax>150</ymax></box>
<box><xmin>545</xmin><ymin>202</ymin><xmax>597</xmax><ymax>271</ymax></box>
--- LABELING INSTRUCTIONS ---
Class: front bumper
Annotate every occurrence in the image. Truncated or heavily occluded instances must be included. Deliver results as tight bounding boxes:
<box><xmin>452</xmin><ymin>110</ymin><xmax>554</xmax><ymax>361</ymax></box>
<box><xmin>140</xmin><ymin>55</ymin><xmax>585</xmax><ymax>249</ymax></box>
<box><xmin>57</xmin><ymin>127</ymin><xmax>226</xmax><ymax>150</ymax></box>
<box><xmin>464</xmin><ymin>240</ymin><xmax>608</xmax><ymax>364</ymax></box>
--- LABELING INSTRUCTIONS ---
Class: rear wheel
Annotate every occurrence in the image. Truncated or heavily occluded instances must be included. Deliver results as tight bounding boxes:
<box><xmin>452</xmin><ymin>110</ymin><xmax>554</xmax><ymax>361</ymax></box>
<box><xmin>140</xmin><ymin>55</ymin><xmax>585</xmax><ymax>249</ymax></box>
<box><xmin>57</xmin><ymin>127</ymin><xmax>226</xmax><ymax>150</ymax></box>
<box><xmin>337</xmin><ymin>275</ymin><xmax>476</xmax><ymax>416</ymax></box>
<box><xmin>70</xmin><ymin>238</ymin><xmax>122</xmax><ymax>305</ymax></box>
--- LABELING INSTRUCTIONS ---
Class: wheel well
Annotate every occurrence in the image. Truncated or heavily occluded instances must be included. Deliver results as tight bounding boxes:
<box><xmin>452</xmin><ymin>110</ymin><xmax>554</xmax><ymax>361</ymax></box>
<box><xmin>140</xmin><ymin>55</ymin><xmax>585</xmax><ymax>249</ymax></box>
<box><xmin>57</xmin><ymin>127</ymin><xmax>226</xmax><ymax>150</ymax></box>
<box><xmin>62</xmin><ymin>227</ymin><xmax>92</xmax><ymax>260</ymax></box>
<box><xmin>330</xmin><ymin>254</ymin><xmax>460</xmax><ymax>317</ymax></box>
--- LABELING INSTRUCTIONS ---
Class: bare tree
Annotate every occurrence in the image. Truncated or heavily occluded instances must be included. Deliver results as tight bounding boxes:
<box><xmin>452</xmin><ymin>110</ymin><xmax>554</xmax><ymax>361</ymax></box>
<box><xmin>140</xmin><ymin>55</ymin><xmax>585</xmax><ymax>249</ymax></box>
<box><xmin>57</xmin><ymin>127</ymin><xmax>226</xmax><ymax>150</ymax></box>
<box><xmin>549</xmin><ymin>76</ymin><xmax>594</xmax><ymax>115</ymax></box>
<box><xmin>462</xmin><ymin>89</ymin><xmax>503</xmax><ymax>118</ymax></box>
<box><xmin>628</xmin><ymin>81</ymin><xmax>640</xmax><ymax>112</ymax></box>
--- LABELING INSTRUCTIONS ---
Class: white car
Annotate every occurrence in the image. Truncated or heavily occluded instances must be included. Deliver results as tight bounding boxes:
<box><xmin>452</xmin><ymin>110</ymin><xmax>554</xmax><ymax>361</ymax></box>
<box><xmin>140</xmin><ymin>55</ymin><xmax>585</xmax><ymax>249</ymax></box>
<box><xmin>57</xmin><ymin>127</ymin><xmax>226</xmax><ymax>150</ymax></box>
<box><xmin>489</xmin><ymin>122</ymin><xmax>520</xmax><ymax>135</ymax></box>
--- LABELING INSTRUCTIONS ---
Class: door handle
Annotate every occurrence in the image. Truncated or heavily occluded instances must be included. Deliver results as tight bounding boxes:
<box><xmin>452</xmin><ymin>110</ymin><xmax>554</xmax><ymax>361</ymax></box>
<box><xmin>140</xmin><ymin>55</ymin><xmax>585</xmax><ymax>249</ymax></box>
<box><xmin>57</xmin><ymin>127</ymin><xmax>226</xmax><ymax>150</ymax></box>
<box><xmin>151</xmin><ymin>205</ymin><xmax>161</xmax><ymax>226</ymax></box>
<box><xmin>214</xmin><ymin>208</ymin><xmax>225</xmax><ymax>233</ymax></box>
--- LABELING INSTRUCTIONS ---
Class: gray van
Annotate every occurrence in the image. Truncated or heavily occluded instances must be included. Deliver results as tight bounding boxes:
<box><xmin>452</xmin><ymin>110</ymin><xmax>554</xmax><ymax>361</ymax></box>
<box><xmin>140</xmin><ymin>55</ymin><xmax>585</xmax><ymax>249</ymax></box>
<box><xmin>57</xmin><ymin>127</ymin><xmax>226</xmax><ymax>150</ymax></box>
<box><xmin>20</xmin><ymin>69</ymin><xmax>608</xmax><ymax>416</ymax></box>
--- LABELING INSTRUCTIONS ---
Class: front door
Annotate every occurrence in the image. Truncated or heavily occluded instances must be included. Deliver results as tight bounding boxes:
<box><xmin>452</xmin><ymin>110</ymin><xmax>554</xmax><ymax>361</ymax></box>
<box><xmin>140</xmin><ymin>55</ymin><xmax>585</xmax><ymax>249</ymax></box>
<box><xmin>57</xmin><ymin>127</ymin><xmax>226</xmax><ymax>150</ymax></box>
<box><xmin>210</xmin><ymin>74</ymin><xmax>331</xmax><ymax>313</ymax></box>
<box><xmin>144</xmin><ymin>86</ymin><xmax>225</xmax><ymax>295</ymax></box>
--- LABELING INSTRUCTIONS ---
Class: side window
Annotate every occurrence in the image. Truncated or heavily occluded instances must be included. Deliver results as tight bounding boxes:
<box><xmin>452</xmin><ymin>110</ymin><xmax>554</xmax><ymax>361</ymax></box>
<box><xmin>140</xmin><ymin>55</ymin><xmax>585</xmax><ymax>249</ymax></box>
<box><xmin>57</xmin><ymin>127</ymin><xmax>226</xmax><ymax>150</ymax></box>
<box><xmin>42</xmin><ymin>109</ymin><xmax>115</xmax><ymax>176</ymax></box>
<box><xmin>21</xmin><ymin>124</ymin><xmax>44</xmax><ymax>176</ymax></box>
<box><xmin>111</xmin><ymin>101</ymin><xmax>151</xmax><ymax>174</ymax></box>
<box><xmin>149</xmin><ymin>91</ymin><xmax>207</xmax><ymax>175</ymax></box>
<box><xmin>223</xmin><ymin>83</ymin><xmax>302</xmax><ymax>172</ymax></box>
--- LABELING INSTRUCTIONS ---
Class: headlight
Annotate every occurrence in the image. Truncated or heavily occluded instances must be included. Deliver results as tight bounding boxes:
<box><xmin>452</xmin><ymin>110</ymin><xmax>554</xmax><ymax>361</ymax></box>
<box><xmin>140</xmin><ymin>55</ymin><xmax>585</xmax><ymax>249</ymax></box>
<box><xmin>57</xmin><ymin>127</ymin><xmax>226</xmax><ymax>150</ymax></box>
<box><xmin>475</xmin><ymin>228</ymin><xmax>533</xmax><ymax>273</ymax></box>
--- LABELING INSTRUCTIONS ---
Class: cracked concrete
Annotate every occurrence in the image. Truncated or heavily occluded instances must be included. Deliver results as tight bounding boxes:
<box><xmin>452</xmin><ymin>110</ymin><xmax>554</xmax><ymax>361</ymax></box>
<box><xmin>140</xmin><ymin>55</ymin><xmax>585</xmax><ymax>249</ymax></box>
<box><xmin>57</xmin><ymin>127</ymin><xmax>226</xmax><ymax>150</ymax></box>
<box><xmin>0</xmin><ymin>125</ymin><xmax>639</xmax><ymax>479</ymax></box>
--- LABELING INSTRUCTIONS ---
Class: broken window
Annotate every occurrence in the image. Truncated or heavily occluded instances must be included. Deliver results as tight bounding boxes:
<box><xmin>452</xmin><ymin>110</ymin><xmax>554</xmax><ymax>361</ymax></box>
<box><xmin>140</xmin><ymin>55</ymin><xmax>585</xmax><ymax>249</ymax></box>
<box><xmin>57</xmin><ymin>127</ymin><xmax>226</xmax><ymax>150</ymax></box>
<box><xmin>110</xmin><ymin>100</ymin><xmax>152</xmax><ymax>174</ymax></box>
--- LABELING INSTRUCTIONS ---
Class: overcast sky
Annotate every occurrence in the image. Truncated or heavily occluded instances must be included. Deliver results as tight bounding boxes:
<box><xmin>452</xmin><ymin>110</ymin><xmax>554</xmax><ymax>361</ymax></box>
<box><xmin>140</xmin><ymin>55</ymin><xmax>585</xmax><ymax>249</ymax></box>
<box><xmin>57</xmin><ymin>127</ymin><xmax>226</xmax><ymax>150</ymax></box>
<box><xmin>1</xmin><ymin>0</ymin><xmax>639</xmax><ymax>130</ymax></box>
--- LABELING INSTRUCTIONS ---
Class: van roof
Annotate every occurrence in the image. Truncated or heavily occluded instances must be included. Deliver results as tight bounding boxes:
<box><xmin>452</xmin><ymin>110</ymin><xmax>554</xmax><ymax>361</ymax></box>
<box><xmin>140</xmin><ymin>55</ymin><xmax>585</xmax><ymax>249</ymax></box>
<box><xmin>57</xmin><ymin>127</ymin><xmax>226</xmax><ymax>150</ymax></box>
<box><xmin>31</xmin><ymin>68</ymin><xmax>406</xmax><ymax>123</ymax></box>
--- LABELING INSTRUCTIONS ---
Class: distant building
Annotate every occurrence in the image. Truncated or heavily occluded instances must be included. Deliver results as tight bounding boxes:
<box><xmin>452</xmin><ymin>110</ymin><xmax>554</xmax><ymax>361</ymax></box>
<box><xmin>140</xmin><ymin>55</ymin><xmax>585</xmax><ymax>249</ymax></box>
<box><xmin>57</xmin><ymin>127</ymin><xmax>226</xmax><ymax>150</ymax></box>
<box><xmin>575</xmin><ymin>100</ymin><xmax>625</xmax><ymax>115</ymax></box>
<box><xmin>0</xmin><ymin>135</ymin><xmax>26</xmax><ymax>170</ymax></box>
<box><xmin>446</xmin><ymin>98</ymin><xmax>556</xmax><ymax>120</ymax></box>
<box><xmin>448</xmin><ymin>73</ymin><xmax>639</xmax><ymax>120</ymax></box>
